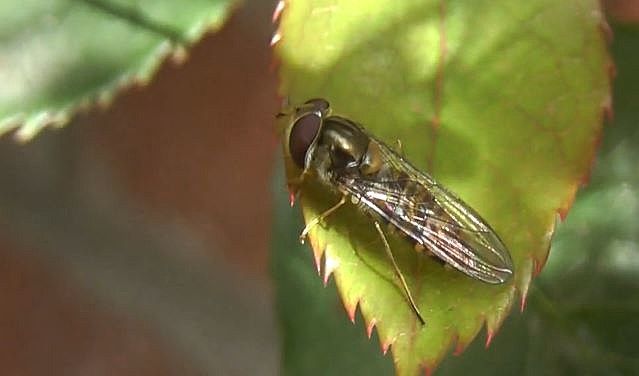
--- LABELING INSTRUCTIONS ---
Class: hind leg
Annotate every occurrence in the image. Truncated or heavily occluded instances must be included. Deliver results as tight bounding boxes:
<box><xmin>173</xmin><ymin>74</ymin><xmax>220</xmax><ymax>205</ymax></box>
<box><xmin>374</xmin><ymin>222</ymin><xmax>425</xmax><ymax>325</ymax></box>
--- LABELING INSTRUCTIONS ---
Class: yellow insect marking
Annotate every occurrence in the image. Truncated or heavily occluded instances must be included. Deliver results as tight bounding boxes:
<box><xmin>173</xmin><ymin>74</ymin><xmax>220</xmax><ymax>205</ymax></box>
<box><xmin>360</xmin><ymin>141</ymin><xmax>384</xmax><ymax>175</ymax></box>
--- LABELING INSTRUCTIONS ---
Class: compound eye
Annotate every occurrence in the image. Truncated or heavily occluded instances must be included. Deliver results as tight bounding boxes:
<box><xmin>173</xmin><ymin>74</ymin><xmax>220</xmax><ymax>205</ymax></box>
<box><xmin>303</xmin><ymin>98</ymin><xmax>330</xmax><ymax>114</ymax></box>
<box><xmin>289</xmin><ymin>113</ymin><xmax>321</xmax><ymax>169</ymax></box>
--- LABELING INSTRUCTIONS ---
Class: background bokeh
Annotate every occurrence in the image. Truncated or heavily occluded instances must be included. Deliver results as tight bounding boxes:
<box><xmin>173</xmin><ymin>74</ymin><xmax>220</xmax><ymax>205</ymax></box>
<box><xmin>0</xmin><ymin>1</ymin><xmax>279</xmax><ymax>375</ymax></box>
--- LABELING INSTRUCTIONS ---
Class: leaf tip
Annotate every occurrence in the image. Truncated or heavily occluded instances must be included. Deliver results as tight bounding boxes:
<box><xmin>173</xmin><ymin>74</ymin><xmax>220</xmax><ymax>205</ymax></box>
<box><xmin>556</xmin><ymin>207</ymin><xmax>568</xmax><ymax>222</ymax></box>
<box><xmin>423</xmin><ymin>366</ymin><xmax>434</xmax><ymax>376</ymax></box>
<box><xmin>452</xmin><ymin>335</ymin><xmax>467</xmax><ymax>356</ymax></box>
<box><xmin>288</xmin><ymin>187</ymin><xmax>297</xmax><ymax>207</ymax></box>
<box><xmin>313</xmin><ymin>251</ymin><xmax>322</xmax><ymax>276</ymax></box>
<box><xmin>518</xmin><ymin>258</ymin><xmax>534</xmax><ymax>312</ymax></box>
<box><xmin>520</xmin><ymin>285</ymin><xmax>529</xmax><ymax>312</ymax></box>
<box><xmin>520</xmin><ymin>296</ymin><xmax>528</xmax><ymax>313</ymax></box>
<box><xmin>270</xmin><ymin>31</ymin><xmax>282</xmax><ymax>47</ymax></box>
<box><xmin>346</xmin><ymin>300</ymin><xmax>359</xmax><ymax>324</ymax></box>
<box><xmin>14</xmin><ymin>111</ymin><xmax>65</xmax><ymax>143</ymax></box>
<box><xmin>557</xmin><ymin>182</ymin><xmax>579</xmax><ymax>221</ymax></box>
<box><xmin>602</xmin><ymin>95</ymin><xmax>614</xmax><ymax>124</ymax></box>
<box><xmin>272</xmin><ymin>0</ymin><xmax>286</xmax><ymax>23</ymax></box>
<box><xmin>381</xmin><ymin>339</ymin><xmax>392</xmax><ymax>355</ymax></box>
<box><xmin>485</xmin><ymin>329</ymin><xmax>494</xmax><ymax>348</ymax></box>
<box><xmin>169</xmin><ymin>45</ymin><xmax>188</xmax><ymax>65</ymax></box>
<box><xmin>532</xmin><ymin>257</ymin><xmax>544</xmax><ymax>277</ymax></box>
<box><xmin>366</xmin><ymin>318</ymin><xmax>377</xmax><ymax>339</ymax></box>
<box><xmin>323</xmin><ymin>253</ymin><xmax>339</xmax><ymax>286</ymax></box>
<box><xmin>598</xmin><ymin>15</ymin><xmax>614</xmax><ymax>44</ymax></box>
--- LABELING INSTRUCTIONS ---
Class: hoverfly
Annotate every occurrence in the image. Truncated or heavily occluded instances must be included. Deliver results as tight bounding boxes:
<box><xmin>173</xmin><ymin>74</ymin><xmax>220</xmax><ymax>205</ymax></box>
<box><xmin>281</xmin><ymin>98</ymin><xmax>514</xmax><ymax>325</ymax></box>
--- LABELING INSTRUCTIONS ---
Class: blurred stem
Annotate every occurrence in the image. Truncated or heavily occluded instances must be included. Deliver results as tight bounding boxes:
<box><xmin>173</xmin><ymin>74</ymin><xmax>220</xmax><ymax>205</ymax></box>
<box><xmin>78</xmin><ymin>0</ymin><xmax>186</xmax><ymax>43</ymax></box>
<box><xmin>531</xmin><ymin>284</ymin><xmax>639</xmax><ymax>371</ymax></box>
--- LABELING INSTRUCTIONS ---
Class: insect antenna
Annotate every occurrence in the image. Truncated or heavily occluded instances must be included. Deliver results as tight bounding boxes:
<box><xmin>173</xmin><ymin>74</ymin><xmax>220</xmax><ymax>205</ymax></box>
<box><xmin>374</xmin><ymin>221</ymin><xmax>426</xmax><ymax>325</ymax></box>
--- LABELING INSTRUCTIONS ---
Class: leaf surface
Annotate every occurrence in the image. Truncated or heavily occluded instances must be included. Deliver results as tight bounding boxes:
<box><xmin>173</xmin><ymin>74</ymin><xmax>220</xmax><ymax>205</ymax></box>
<box><xmin>274</xmin><ymin>0</ymin><xmax>610</xmax><ymax>374</ymax></box>
<box><xmin>438</xmin><ymin>24</ymin><xmax>639</xmax><ymax>375</ymax></box>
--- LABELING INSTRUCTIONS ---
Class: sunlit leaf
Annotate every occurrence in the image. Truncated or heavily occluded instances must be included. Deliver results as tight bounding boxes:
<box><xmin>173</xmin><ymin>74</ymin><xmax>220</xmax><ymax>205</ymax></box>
<box><xmin>273</xmin><ymin>0</ymin><xmax>610</xmax><ymax>374</ymax></box>
<box><xmin>439</xmin><ymin>24</ymin><xmax>639</xmax><ymax>375</ymax></box>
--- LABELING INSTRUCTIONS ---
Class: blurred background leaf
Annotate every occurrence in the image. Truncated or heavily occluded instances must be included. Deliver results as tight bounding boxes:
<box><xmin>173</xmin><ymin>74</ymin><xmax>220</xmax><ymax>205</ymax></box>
<box><xmin>272</xmin><ymin>20</ymin><xmax>639</xmax><ymax>376</ymax></box>
<box><xmin>0</xmin><ymin>0</ymin><xmax>236</xmax><ymax>140</ymax></box>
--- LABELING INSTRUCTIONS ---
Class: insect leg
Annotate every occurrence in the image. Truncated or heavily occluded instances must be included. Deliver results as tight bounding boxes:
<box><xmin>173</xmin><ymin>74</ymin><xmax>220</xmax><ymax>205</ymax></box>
<box><xmin>374</xmin><ymin>221</ymin><xmax>425</xmax><ymax>325</ymax></box>
<box><xmin>299</xmin><ymin>195</ymin><xmax>347</xmax><ymax>244</ymax></box>
<box><xmin>287</xmin><ymin>169</ymin><xmax>310</xmax><ymax>187</ymax></box>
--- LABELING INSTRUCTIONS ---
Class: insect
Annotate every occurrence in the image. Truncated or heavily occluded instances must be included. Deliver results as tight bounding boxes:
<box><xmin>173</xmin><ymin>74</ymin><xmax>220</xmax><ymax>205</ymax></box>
<box><xmin>281</xmin><ymin>98</ymin><xmax>514</xmax><ymax>325</ymax></box>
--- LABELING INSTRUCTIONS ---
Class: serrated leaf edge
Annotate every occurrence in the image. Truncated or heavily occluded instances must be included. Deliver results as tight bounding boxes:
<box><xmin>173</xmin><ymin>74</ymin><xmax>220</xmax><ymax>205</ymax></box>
<box><xmin>1</xmin><ymin>1</ymin><xmax>242</xmax><ymax>142</ymax></box>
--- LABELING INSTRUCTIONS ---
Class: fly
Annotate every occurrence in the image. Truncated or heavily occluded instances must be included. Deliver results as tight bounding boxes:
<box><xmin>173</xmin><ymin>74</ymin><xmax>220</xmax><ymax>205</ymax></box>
<box><xmin>281</xmin><ymin>98</ymin><xmax>514</xmax><ymax>325</ymax></box>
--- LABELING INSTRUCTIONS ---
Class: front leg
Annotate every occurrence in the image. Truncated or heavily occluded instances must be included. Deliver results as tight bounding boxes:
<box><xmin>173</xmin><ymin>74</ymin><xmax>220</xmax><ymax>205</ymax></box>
<box><xmin>299</xmin><ymin>195</ymin><xmax>347</xmax><ymax>244</ymax></box>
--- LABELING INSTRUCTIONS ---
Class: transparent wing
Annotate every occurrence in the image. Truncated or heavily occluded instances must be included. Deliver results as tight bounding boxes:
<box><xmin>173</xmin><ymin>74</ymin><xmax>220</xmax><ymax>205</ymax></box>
<box><xmin>338</xmin><ymin>140</ymin><xmax>514</xmax><ymax>284</ymax></box>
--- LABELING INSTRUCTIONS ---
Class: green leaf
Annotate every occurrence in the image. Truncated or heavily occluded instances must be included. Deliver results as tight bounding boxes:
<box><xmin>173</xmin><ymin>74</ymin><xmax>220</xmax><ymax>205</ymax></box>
<box><xmin>438</xmin><ymin>24</ymin><xmax>639</xmax><ymax>375</ymax></box>
<box><xmin>273</xmin><ymin>1</ymin><xmax>610</xmax><ymax>374</ymax></box>
<box><xmin>0</xmin><ymin>0</ymin><xmax>236</xmax><ymax>140</ymax></box>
